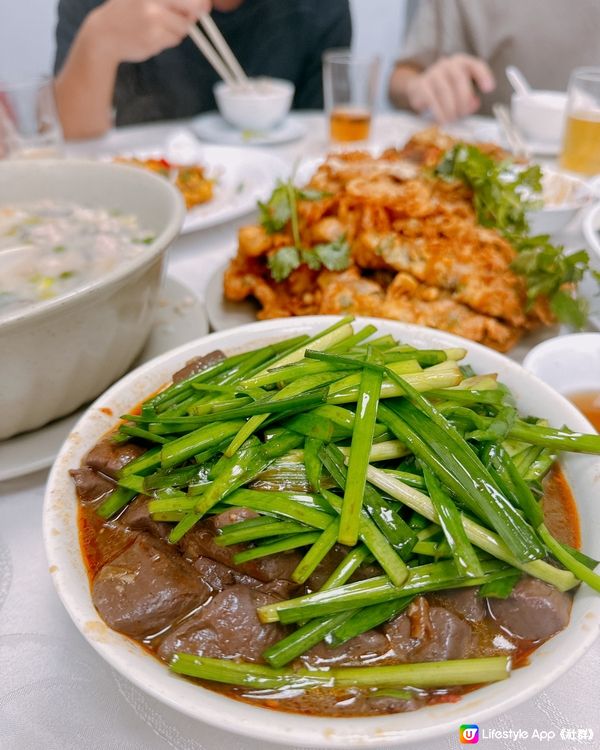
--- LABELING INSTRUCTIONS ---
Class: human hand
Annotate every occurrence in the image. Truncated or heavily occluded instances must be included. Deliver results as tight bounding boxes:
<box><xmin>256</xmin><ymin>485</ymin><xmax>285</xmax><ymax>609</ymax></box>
<box><xmin>91</xmin><ymin>0</ymin><xmax>212</xmax><ymax>64</ymax></box>
<box><xmin>405</xmin><ymin>54</ymin><xmax>496</xmax><ymax>123</ymax></box>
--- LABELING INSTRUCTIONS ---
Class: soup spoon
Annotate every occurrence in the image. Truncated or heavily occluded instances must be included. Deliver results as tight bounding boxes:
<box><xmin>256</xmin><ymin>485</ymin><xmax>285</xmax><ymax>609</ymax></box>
<box><xmin>506</xmin><ymin>66</ymin><xmax>531</xmax><ymax>96</ymax></box>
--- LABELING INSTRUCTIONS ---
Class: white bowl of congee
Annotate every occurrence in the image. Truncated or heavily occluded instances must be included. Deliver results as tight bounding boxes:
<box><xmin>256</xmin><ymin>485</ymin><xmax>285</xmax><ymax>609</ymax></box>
<box><xmin>0</xmin><ymin>159</ymin><xmax>185</xmax><ymax>440</ymax></box>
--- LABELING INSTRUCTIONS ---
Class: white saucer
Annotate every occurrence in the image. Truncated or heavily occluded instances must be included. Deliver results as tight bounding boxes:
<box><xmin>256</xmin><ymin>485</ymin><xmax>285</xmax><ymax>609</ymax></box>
<box><xmin>205</xmin><ymin>261</ymin><xmax>259</xmax><ymax>332</ymax></box>
<box><xmin>191</xmin><ymin>112</ymin><xmax>306</xmax><ymax>146</ymax></box>
<box><xmin>472</xmin><ymin>123</ymin><xmax>560</xmax><ymax>157</ymax></box>
<box><xmin>0</xmin><ymin>277</ymin><xmax>208</xmax><ymax>482</ymax></box>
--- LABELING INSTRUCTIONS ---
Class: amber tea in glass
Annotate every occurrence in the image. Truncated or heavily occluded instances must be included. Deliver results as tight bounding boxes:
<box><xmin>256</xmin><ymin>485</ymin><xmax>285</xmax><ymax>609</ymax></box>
<box><xmin>323</xmin><ymin>50</ymin><xmax>379</xmax><ymax>144</ymax></box>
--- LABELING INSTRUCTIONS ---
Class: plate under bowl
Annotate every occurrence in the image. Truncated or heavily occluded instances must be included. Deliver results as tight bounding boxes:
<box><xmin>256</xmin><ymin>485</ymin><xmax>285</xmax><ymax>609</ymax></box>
<box><xmin>44</xmin><ymin>316</ymin><xmax>600</xmax><ymax>747</ymax></box>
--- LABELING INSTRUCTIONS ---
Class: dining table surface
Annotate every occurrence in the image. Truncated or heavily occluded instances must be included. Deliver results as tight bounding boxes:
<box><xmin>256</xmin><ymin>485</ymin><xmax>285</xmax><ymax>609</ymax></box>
<box><xmin>1</xmin><ymin>110</ymin><xmax>598</xmax><ymax>750</ymax></box>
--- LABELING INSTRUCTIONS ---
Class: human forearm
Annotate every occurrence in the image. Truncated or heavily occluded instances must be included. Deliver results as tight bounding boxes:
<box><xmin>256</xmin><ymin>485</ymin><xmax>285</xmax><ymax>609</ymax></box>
<box><xmin>54</xmin><ymin>9</ymin><xmax>120</xmax><ymax>139</ymax></box>
<box><xmin>55</xmin><ymin>0</ymin><xmax>211</xmax><ymax>139</ymax></box>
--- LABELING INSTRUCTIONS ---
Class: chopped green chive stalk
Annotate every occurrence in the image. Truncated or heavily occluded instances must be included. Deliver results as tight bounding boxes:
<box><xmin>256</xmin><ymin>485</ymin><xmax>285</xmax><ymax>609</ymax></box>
<box><xmin>263</xmin><ymin>611</ymin><xmax>354</xmax><ymax>668</ymax></box>
<box><xmin>233</xmin><ymin>531</ymin><xmax>321</xmax><ymax>564</ymax></box>
<box><xmin>422</xmin><ymin>465</ymin><xmax>483</xmax><ymax>578</ymax></box>
<box><xmin>170</xmin><ymin>653</ymin><xmax>511</xmax><ymax>690</ymax></box>
<box><xmin>292</xmin><ymin>517</ymin><xmax>340</xmax><ymax>584</ymax></box>
<box><xmin>258</xmin><ymin>559</ymin><xmax>511</xmax><ymax>624</ymax></box>
<box><xmin>303</xmin><ymin>437</ymin><xmax>323</xmax><ymax>492</ymax></box>
<box><xmin>97</xmin><ymin>486</ymin><xmax>137</xmax><ymax>519</ymax></box>
<box><xmin>321</xmin><ymin>489</ymin><xmax>409</xmax><ymax>588</ymax></box>
<box><xmin>330</xmin><ymin>595</ymin><xmax>414</xmax><ymax>646</ymax></box>
<box><xmin>366</xmin><ymin>465</ymin><xmax>578</xmax><ymax>591</ymax></box>
<box><xmin>538</xmin><ymin>524</ymin><xmax>600</xmax><ymax>592</ymax></box>
<box><xmin>339</xmin><ymin>366</ymin><xmax>383</xmax><ymax>545</ymax></box>
<box><xmin>216</xmin><ymin>518</ymin><xmax>311</xmax><ymax>546</ymax></box>
<box><xmin>223</xmin><ymin>489</ymin><xmax>333</xmax><ymax>529</ymax></box>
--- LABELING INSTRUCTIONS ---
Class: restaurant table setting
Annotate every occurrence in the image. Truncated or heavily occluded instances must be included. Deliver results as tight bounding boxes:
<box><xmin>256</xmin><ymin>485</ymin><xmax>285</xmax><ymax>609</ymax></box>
<box><xmin>2</xmin><ymin>101</ymin><xmax>600</xmax><ymax>750</ymax></box>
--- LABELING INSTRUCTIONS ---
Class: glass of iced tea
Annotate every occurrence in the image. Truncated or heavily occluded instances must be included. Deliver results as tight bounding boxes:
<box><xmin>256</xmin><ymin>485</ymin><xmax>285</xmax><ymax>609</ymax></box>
<box><xmin>322</xmin><ymin>49</ymin><xmax>379</xmax><ymax>144</ymax></box>
<box><xmin>559</xmin><ymin>67</ymin><xmax>600</xmax><ymax>175</ymax></box>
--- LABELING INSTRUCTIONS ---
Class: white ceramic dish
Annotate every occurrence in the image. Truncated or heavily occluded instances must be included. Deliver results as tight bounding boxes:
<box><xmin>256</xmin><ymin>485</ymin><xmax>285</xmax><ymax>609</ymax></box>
<box><xmin>45</xmin><ymin>316</ymin><xmax>600</xmax><ymax>747</ymax></box>
<box><xmin>192</xmin><ymin>112</ymin><xmax>307</xmax><ymax>146</ymax></box>
<box><xmin>528</xmin><ymin>168</ymin><xmax>593</xmax><ymax>235</ymax></box>
<box><xmin>0</xmin><ymin>276</ymin><xmax>208</xmax><ymax>482</ymax></box>
<box><xmin>522</xmin><ymin>332</ymin><xmax>600</xmax><ymax>396</ymax></box>
<box><xmin>114</xmin><ymin>134</ymin><xmax>288</xmax><ymax>233</ymax></box>
<box><xmin>205</xmin><ymin>261</ymin><xmax>258</xmax><ymax>332</ymax></box>
<box><xmin>583</xmin><ymin>201</ymin><xmax>600</xmax><ymax>264</ymax></box>
<box><xmin>0</xmin><ymin>159</ymin><xmax>184</xmax><ymax>441</ymax></box>
<box><xmin>511</xmin><ymin>90</ymin><xmax>567</xmax><ymax>144</ymax></box>
<box><xmin>214</xmin><ymin>77</ymin><xmax>294</xmax><ymax>131</ymax></box>
<box><xmin>473</xmin><ymin>122</ymin><xmax>560</xmax><ymax>156</ymax></box>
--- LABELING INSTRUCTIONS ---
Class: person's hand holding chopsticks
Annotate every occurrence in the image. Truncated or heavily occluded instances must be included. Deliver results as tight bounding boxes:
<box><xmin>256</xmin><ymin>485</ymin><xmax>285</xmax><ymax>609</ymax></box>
<box><xmin>90</xmin><ymin>0</ymin><xmax>212</xmax><ymax>63</ymax></box>
<box><xmin>55</xmin><ymin>0</ymin><xmax>212</xmax><ymax>138</ymax></box>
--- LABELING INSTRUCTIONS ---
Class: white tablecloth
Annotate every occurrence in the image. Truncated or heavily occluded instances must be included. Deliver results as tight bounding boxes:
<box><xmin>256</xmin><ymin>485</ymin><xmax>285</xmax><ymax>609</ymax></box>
<box><xmin>1</xmin><ymin>112</ymin><xmax>599</xmax><ymax>750</ymax></box>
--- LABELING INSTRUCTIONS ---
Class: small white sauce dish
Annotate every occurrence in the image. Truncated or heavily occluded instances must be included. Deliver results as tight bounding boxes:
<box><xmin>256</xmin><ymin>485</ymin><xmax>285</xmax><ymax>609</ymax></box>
<box><xmin>583</xmin><ymin>201</ymin><xmax>600</xmax><ymax>263</ymax></box>
<box><xmin>214</xmin><ymin>77</ymin><xmax>294</xmax><ymax>132</ymax></box>
<box><xmin>528</xmin><ymin>167</ymin><xmax>593</xmax><ymax>235</ymax></box>
<box><xmin>511</xmin><ymin>90</ymin><xmax>567</xmax><ymax>144</ymax></box>
<box><xmin>522</xmin><ymin>332</ymin><xmax>600</xmax><ymax>398</ymax></box>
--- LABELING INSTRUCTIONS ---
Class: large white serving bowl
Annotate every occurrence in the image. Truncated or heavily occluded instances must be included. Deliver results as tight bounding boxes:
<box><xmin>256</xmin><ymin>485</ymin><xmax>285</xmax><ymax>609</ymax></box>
<box><xmin>0</xmin><ymin>159</ymin><xmax>185</xmax><ymax>440</ymax></box>
<box><xmin>44</xmin><ymin>316</ymin><xmax>600</xmax><ymax>748</ymax></box>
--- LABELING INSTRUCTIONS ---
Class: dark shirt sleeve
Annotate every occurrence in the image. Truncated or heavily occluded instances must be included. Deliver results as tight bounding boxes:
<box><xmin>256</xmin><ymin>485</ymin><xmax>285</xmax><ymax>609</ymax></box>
<box><xmin>54</xmin><ymin>0</ymin><xmax>102</xmax><ymax>73</ymax></box>
<box><xmin>293</xmin><ymin>0</ymin><xmax>352</xmax><ymax>109</ymax></box>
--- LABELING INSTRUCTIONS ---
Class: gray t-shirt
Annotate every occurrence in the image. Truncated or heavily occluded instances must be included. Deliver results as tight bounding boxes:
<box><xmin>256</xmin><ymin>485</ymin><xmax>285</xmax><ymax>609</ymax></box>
<box><xmin>55</xmin><ymin>0</ymin><xmax>351</xmax><ymax>126</ymax></box>
<box><xmin>398</xmin><ymin>0</ymin><xmax>600</xmax><ymax>114</ymax></box>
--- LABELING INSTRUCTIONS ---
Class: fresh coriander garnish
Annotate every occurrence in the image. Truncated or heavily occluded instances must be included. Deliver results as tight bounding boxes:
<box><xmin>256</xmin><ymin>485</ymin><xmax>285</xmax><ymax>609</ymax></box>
<box><xmin>435</xmin><ymin>143</ymin><xmax>596</xmax><ymax>328</ymax></box>
<box><xmin>258</xmin><ymin>181</ymin><xmax>292</xmax><ymax>234</ymax></box>
<box><xmin>313</xmin><ymin>236</ymin><xmax>351</xmax><ymax>271</ymax></box>
<box><xmin>267</xmin><ymin>246</ymin><xmax>301</xmax><ymax>282</ymax></box>
<box><xmin>259</xmin><ymin>180</ymin><xmax>342</xmax><ymax>282</ymax></box>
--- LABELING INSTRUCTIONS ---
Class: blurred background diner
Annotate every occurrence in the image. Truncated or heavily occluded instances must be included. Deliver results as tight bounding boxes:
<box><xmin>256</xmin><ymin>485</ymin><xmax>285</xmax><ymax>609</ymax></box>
<box><xmin>389</xmin><ymin>0</ymin><xmax>600</xmax><ymax>123</ymax></box>
<box><xmin>53</xmin><ymin>0</ymin><xmax>352</xmax><ymax>138</ymax></box>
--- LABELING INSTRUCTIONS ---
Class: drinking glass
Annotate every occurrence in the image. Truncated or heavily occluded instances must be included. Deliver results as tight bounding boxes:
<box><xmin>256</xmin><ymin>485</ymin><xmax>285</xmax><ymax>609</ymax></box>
<box><xmin>322</xmin><ymin>49</ymin><xmax>379</xmax><ymax>143</ymax></box>
<box><xmin>559</xmin><ymin>67</ymin><xmax>600</xmax><ymax>176</ymax></box>
<box><xmin>0</xmin><ymin>76</ymin><xmax>63</xmax><ymax>159</ymax></box>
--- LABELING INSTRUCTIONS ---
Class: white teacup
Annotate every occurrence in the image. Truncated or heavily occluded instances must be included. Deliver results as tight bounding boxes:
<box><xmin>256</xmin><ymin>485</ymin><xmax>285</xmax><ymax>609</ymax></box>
<box><xmin>511</xmin><ymin>90</ymin><xmax>568</xmax><ymax>143</ymax></box>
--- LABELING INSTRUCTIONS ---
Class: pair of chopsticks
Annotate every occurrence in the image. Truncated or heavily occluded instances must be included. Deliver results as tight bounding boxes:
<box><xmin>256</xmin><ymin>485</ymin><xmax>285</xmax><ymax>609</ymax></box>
<box><xmin>492</xmin><ymin>103</ymin><xmax>530</xmax><ymax>160</ymax></box>
<box><xmin>188</xmin><ymin>13</ymin><xmax>249</xmax><ymax>87</ymax></box>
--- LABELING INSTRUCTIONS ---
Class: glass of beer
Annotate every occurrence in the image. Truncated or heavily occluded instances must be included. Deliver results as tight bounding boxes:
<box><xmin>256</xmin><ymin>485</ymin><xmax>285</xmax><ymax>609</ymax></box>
<box><xmin>559</xmin><ymin>67</ymin><xmax>600</xmax><ymax>175</ymax></box>
<box><xmin>0</xmin><ymin>77</ymin><xmax>63</xmax><ymax>160</ymax></box>
<box><xmin>323</xmin><ymin>50</ymin><xmax>380</xmax><ymax>144</ymax></box>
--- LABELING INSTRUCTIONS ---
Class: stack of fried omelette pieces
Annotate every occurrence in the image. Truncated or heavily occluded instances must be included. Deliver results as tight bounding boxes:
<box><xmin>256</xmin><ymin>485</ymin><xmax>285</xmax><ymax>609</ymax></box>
<box><xmin>224</xmin><ymin>129</ymin><xmax>553</xmax><ymax>352</ymax></box>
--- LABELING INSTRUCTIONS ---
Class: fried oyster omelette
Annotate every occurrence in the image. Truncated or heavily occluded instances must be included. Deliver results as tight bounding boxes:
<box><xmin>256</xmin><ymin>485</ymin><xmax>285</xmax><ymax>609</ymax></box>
<box><xmin>224</xmin><ymin>129</ymin><xmax>554</xmax><ymax>351</ymax></box>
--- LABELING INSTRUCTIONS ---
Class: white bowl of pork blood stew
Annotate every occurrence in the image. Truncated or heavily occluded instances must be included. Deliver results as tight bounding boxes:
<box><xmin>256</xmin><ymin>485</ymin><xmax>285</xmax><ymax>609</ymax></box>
<box><xmin>523</xmin><ymin>333</ymin><xmax>600</xmax><ymax>432</ymax></box>
<box><xmin>44</xmin><ymin>317</ymin><xmax>600</xmax><ymax>747</ymax></box>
